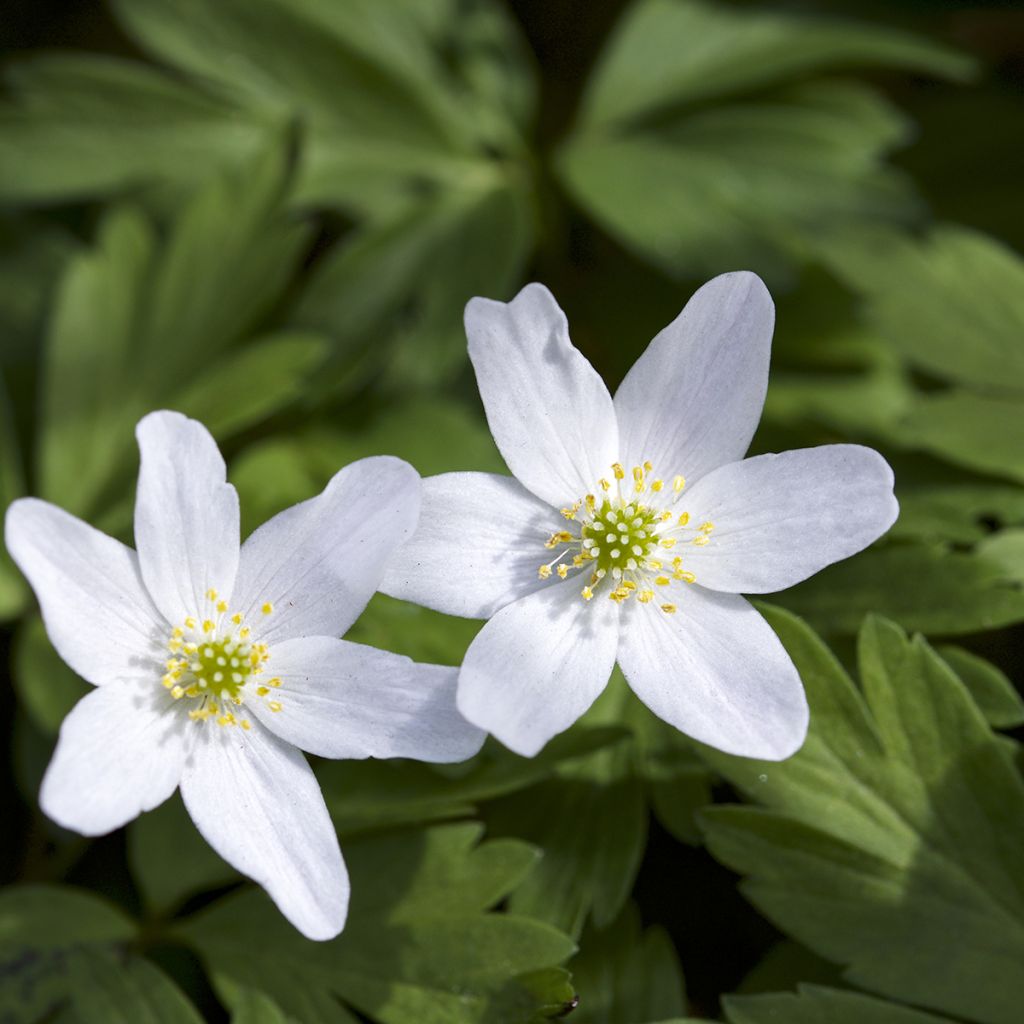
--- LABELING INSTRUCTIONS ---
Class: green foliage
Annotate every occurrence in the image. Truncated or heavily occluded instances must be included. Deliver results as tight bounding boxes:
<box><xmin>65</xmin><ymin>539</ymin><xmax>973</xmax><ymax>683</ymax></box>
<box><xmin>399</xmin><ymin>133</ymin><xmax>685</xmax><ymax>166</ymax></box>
<box><xmin>724</xmin><ymin>985</ymin><xmax>957</xmax><ymax>1024</ymax></box>
<box><xmin>558</xmin><ymin>0</ymin><xmax>972</xmax><ymax>279</ymax></box>
<box><xmin>175</xmin><ymin>824</ymin><xmax>576</xmax><ymax>1023</ymax></box>
<box><xmin>699</xmin><ymin>608</ymin><xmax>1024</xmax><ymax>1024</ymax></box>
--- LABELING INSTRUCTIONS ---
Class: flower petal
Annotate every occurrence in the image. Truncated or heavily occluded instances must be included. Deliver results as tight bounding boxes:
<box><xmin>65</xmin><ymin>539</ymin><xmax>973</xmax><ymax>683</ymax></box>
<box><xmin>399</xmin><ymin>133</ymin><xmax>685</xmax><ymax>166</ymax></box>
<box><xmin>380</xmin><ymin>472</ymin><xmax>556</xmax><ymax>619</ymax></box>
<box><xmin>5</xmin><ymin>498</ymin><xmax>165</xmax><ymax>686</ymax></box>
<box><xmin>40</xmin><ymin>682</ymin><xmax>190</xmax><ymax>835</ymax></box>
<box><xmin>614</xmin><ymin>272</ymin><xmax>774</xmax><ymax>485</ymax></box>
<box><xmin>618</xmin><ymin>589</ymin><xmax>808</xmax><ymax>760</ymax></box>
<box><xmin>233</xmin><ymin>456</ymin><xmax>420</xmax><ymax>645</ymax></box>
<box><xmin>134</xmin><ymin>411</ymin><xmax>240</xmax><ymax>625</ymax></box>
<box><xmin>680</xmin><ymin>445</ymin><xmax>898</xmax><ymax>594</ymax></box>
<box><xmin>250</xmin><ymin>636</ymin><xmax>485</xmax><ymax>762</ymax></box>
<box><xmin>457</xmin><ymin>575</ymin><xmax>620</xmax><ymax>757</ymax></box>
<box><xmin>466</xmin><ymin>283</ymin><xmax>618</xmax><ymax>508</ymax></box>
<box><xmin>180</xmin><ymin>720</ymin><xmax>348</xmax><ymax>941</ymax></box>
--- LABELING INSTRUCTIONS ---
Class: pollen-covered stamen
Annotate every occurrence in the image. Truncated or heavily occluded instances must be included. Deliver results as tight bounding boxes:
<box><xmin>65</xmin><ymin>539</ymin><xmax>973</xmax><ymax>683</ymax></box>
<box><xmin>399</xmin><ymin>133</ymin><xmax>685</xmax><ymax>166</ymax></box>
<box><xmin>537</xmin><ymin>460</ymin><xmax>711</xmax><ymax>611</ymax></box>
<box><xmin>162</xmin><ymin>590</ymin><xmax>282</xmax><ymax>727</ymax></box>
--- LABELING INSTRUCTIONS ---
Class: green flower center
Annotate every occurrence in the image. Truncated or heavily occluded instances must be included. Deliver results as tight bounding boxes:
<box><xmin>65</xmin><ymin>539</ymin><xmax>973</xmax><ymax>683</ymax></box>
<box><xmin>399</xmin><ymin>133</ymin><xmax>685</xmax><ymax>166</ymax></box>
<box><xmin>581</xmin><ymin>498</ymin><xmax>663</xmax><ymax>576</ymax></box>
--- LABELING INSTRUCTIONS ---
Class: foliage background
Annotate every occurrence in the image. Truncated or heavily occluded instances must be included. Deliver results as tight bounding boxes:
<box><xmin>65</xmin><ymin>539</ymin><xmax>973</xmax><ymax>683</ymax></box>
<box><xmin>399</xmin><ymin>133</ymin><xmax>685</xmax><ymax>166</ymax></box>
<box><xmin>1</xmin><ymin>0</ymin><xmax>1023</xmax><ymax>1021</ymax></box>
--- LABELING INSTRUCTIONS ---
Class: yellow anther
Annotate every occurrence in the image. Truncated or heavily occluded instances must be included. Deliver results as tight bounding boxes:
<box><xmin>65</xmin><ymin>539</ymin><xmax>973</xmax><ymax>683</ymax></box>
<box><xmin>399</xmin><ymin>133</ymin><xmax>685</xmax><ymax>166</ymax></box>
<box><xmin>239</xmin><ymin>627</ymin><xmax>251</xmax><ymax>639</ymax></box>
<box><xmin>241</xmin><ymin>719</ymin><xmax>251</xmax><ymax>730</ymax></box>
<box><xmin>612</xmin><ymin>463</ymin><xmax>625</xmax><ymax>480</ymax></box>
<box><xmin>621</xmin><ymin>580</ymin><xmax>637</xmax><ymax>591</ymax></box>
<box><xmin>678</xmin><ymin>512</ymin><xmax>690</xmax><ymax>526</ymax></box>
<box><xmin>655</xmin><ymin>576</ymin><xmax>671</xmax><ymax>586</ymax></box>
<box><xmin>650</xmin><ymin>479</ymin><xmax>664</xmax><ymax>492</ymax></box>
<box><xmin>557</xmin><ymin>564</ymin><xmax>569</xmax><ymax>579</ymax></box>
<box><xmin>261</xmin><ymin>602</ymin><xmax>273</xmax><ymax>615</ymax></box>
<box><xmin>585</xmin><ymin>494</ymin><xmax>596</xmax><ymax>511</ymax></box>
<box><xmin>637</xmin><ymin>589</ymin><xmax>654</xmax><ymax>603</ymax></box>
<box><xmin>660</xmin><ymin>538</ymin><xmax>677</xmax><ymax>549</ymax></box>
<box><xmin>268</xmin><ymin>701</ymin><xmax>283</xmax><ymax>713</ymax></box>
<box><xmin>161</xmin><ymin>675</ymin><xmax>175</xmax><ymax>689</ymax></box>
<box><xmin>560</xmin><ymin>503</ymin><xmax>580</xmax><ymax>520</ymax></box>
<box><xmin>172</xmin><ymin>626</ymin><xmax>184</xmax><ymax>639</ymax></box>
<box><xmin>660</xmin><ymin>511</ymin><xmax>673</xmax><ymax>522</ymax></box>
<box><xmin>678</xmin><ymin>570</ymin><xmax>697</xmax><ymax>584</ymax></box>
<box><xmin>257</xmin><ymin>686</ymin><xmax>269</xmax><ymax>697</ymax></box>
<box><xmin>573</xmin><ymin>554</ymin><xmax>586</xmax><ymax>567</ymax></box>
<box><xmin>206</xmin><ymin>589</ymin><xmax>218</xmax><ymax>601</ymax></box>
<box><xmin>202</xmin><ymin>619</ymin><xmax>215</xmax><ymax>633</ymax></box>
<box><xmin>599</xmin><ymin>478</ymin><xmax>611</xmax><ymax>492</ymax></box>
<box><xmin>184</xmin><ymin>617</ymin><xmax>196</xmax><ymax>630</ymax></box>
<box><xmin>693</xmin><ymin>535</ymin><xmax>710</xmax><ymax>546</ymax></box>
<box><xmin>700</xmin><ymin>521</ymin><xmax>715</xmax><ymax>533</ymax></box>
<box><xmin>269</xmin><ymin>677</ymin><xmax>282</xmax><ymax>688</ymax></box>
<box><xmin>538</xmin><ymin>565</ymin><xmax>552</xmax><ymax>580</ymax></box>
<box><xmin>661</xmin><ymin>603</ymin><xmax>678</xmax><ymax>614</ymax></box>
<box><xmin>216</xmin><ymin>600</ymin><xmax>228</xmax><ymax>613</ymax></box>
<box><xmin>171</xmin><ymin>685</ymin><xmax>185</xmax><ymax>699</ymax></box>
<box><xmin>231</xmin><ymin>612</ymin><xmax>243</xmax><ymax>625</ymax></box>
<box><xmin>673</xmin><ymin>476</ymin><xmax>686</xmax><ymax>493</ymax></box>
<box><xmin>648</xmin><ymin>560</ymin><xmax>663</xmax><ymax>571</ymax></box>
<box><xmin>217</xmin><ymin>715</ymin><xmax>231</xmax><ymax>727</ymax></box>
<box><xmin>581</xmin><ymin>586</ymin><xmax>594</xmax><ymax>601</ymax></box>
<box><xmin>609</xmin><ymin>587</ymin><xmax>631</xmax><ymax>603</ymax></box>
<box><xmin>643</xmin><ymin>460</ymin><xmax>653</xmax><ymax>472</ymax></box>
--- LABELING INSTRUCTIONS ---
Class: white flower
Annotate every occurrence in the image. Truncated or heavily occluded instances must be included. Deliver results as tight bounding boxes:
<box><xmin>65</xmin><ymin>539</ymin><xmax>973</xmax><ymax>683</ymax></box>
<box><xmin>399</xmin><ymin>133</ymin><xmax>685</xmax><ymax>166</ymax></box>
<box><xmin>5</xmin><ymin>411</ymin><xmax>484</xmax><ymax>940</ymax></box>
<box><xmin>382</xmin><ymin>273</ymin><xmax>898</xmax><ymax>761</ymax></box>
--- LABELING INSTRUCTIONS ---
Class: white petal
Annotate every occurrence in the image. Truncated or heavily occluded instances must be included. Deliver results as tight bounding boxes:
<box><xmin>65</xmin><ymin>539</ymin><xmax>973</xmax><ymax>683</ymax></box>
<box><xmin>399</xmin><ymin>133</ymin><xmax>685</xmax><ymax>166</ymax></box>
<box><xmin>618</xmin><ymin>589</ymin><xmax>808</xmax><ymax>760</ymax></box>
<box><xmin>5</xmin><ymin>498</ymin><xmax>165</xmax><ymax>686</ymax></box>
<box><xmin>40</xmin><ymin>682</ymin><xmax>189</xmax><ymax>835</ymax></box>
<box><xmin>680</xmin><ymin>445</ymin><xmax>899</xmax><ymax>593</ymax></box>
<box><xmin>250</xmin><ymin>636</ymin><xmax>485</xmax><ymax>762</ymax></box>
<box><xmin>466</xmin><ymin>283</ymin><xmax>618</xmax><ymax>508</ymax></box>
<box><xmin>614</xmin><ymin>272</ymin><xmax>774</xmax><ymax>485</ymax></box>
<box><xmin>134</xmin><ymin>411</ymin><xmax>240</xmax><ymax>625</ymax></box>
<box><xmin>457</xmin><ymin>575</ymin><xmax>620</xmax><ymax>757</ymax></box>
<box><xmin>180</xmin><ymin>720</ymin><xmax>348</xmax><ymax>941</ymax></box>
<box><xmin>233</xmin><ymin>456</ymin><xmax>420</xmax><ymax>644</ymax></box>
<box><xmin>380</xmin><ymin>472</ymin><xmax>557</xmax><ymax>619</ymax></box>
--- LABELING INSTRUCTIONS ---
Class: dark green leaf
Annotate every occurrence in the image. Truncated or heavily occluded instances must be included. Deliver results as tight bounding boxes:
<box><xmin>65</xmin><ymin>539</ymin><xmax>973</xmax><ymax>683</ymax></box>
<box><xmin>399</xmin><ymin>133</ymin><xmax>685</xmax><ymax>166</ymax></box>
<box><xmin>725</xmin><ymin>984</ymin><xmax>957</xmax><ymax>1024</ymax></box>
<box><xmin>937</xmin><ymin>646</ymin><xmax>1024</xmax><ymax>730</ymax></box>
<box><xmin>12</xmin><ymin>615</ymin><xmax>89</xmax><ymax>736</ymax></box>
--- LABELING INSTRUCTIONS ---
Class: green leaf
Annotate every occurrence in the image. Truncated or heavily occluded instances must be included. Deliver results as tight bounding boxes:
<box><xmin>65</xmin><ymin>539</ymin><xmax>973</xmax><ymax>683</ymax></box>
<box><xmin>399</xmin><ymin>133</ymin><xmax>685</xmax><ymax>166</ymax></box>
<box><xmin>576</xmin><ymin>0</ymin><xmax>971</xmax><ymax>131</ymax></box>
<box><xmin>568</xmin><ymin>905</ymin><xmax>686</xmax><ymax>1024</ymax></box>
<box><xmin>62</xmin><ymin>949</ymin><xmax>204</xmax><ymax>1024</ymax></box>
<box><xmin>698</xmin><ymin>609</ymin><xmax>1024</xmax><ymax>1024</ymax></box>
<box><xmin>0</xmin><ymin>369</ymin><xmax>27</xmax><ymax>619</ymax></box>
<box><xmin>889</xmin><ymin>482</ymin><xmax>1024</xmax><ymax>545</ymax></box>
<box><xmin>321</xmin><ymin>727</ymin><xmax>628</xmax><ymax>836</ymax></box>
<box><xmin>0</xmin><ymin>56</ymin><xmax>269</xmax><ymax>204</ymax></box>
<box><xmin>36</xmin><ymin>142</ymin><xmax>312</xmax><ymax>521</ymax></box>
<box><xmin>776</xmin><ymin>543</ymin><xmax>1024</xmax><ymax>635</ymax></box>
<box><xmin>12</xmin><ymin>614</ymin><xmax>89</xmax><ymax>736</ymax></box>
<box><xmin>823</xmin><ymin>225</ymin><xmax>1024</xmax><ymax>395</ymax></box>
<box><xmin>229</xmin><ymin>988</ymin><xmax>290</xmax><ymax>1024</ymax></box>
<box><xmin>899</xmin><ymin>391</ymin><xmax>1024</xmax><ymax>485</ymax></box>
<box><xmin>127</xmin><ymin>794</ymin><xmax>239</xmax><ymax>914</ymax></box>
<box><xmin>176</xmin><ymin>824</ymin><xmax>577</xmax><ymax>1024</ymax></box>
<box><xmin>724</xmin><ymin>984</ymin><xmax>957</xmax><ymax>1024</ymax></box>
<box><xmin>937</xmin><ymin>645</ymin><xmax>1024</xmax><ymax>730</ymax></box>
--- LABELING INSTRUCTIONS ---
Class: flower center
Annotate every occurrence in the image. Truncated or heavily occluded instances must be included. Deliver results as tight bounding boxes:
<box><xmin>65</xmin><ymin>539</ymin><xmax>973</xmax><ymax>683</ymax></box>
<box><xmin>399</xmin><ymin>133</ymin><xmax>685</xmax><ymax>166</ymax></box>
<box><xmin>538</xmin><ymin>461</ymin><xmax>714</xmax><ymax>613</ymax></box>
<box><xmin>161</xmin><ymin>589</ymin><xmax>283</xmax><ymax>728</ymax></box>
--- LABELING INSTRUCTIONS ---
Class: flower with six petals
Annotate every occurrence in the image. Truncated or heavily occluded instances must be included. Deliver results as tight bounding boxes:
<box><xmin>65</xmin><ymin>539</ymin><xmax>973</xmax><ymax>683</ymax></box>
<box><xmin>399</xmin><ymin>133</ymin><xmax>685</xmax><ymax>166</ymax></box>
<box><xmin>5</xmin><ymin>411</ymin><xmax>484</xmax><ymax>940</ymax></box>
<box><xmin>382</xmin><ymin>272</ymin><xmax>899</xmax><ymax>760</ymax></box>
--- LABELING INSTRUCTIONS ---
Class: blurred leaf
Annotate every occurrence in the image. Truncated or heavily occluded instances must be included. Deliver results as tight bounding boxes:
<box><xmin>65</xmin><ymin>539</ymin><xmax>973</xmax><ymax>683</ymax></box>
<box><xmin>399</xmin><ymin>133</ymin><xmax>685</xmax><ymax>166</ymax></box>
<box><xmin>228</xmin><ymin>988</ymin><xmax>290</xmax><ymax>1024</ymax></box>
<box><xmin>61</xmin><ymin>949</ymin><xmax>204</xmax><ymax>1024</ymax></box>
<box><xmin>724</xmin><ymin>984</ymin><xmax>957</xmax><ymax>1024</ymax></box>
<box><xmin>176</xmin><ymin>823</ymin><xmax>576</xmax><ymax>1024</ymax></box>
<box><xmin>559</xmin><ymin>0</ymin><xmax>969</xmax><ymax>279</ymax></box>
<box><xmin>322</xmin><ymin>727</ymin><xmax>628</xmax><ymax>836</ymax></box>
<box><xmin>0</xmin><ymin>56</ymin><xmax>270</xmax><ymax>204</ymax></box>
<box><xmin>698</xmin><ymin>608</ymin><xmax>1024</xmax><ymax>1024</ymax></box>
<box><xmin>825</xmin><ymin>226</ymin><xmax>1024</xmax><ymax>395</ymax></box>
<box><xmin>899</xmin><ymin>391</ymin><xmax>1024</xmax><ymax>485</ymax></box>
<box><xmin>36</xmin><ymin>142</ymin><xmax>318</xmax><ymax>521</ymax></box>
<box><xmin>568</xmin><ymin>905</ymin><xmax>686</xmax><ymax>1024</ymax></box>
<box><xmin>232</xmin><ymin>399</ymin><xmax>504</xmax><ymax>534</ymax></box>
<box><xmin>937</xmin><ymin>645</ymin><xmax>1024</xmax><ymax>730</ymax></box>
<box><xmin>294</xmin><ymin>174</ymin><xmax>534</xmax><ymax>390</ymax></box>
<box><xmin>890</xmin><ymin>482</ymin><xmax>1024</xmax><ymax>545</ymax></box>
<box><xmin>575</xmin><ymin>0</ymin><xmax>971</xmax><ymax>131</ymax></box>
<box><xmin>776</xmin><ymin>543</ymin><xmax>1024</xmax><ymax>635</ymax></box>
<box><xmin>12</xmin><ymin>614</ymin><xmax>89</xmax><ymax>736</ymax></box>
<box><xmin>0</xmin><ymin>371</ymin><xmax>27</xmax><ymax>619</ymax></box>
<box><xmin>127</xmin><ymin>794</ymin><xmax>239</xmax><ymax>915</ymax></box>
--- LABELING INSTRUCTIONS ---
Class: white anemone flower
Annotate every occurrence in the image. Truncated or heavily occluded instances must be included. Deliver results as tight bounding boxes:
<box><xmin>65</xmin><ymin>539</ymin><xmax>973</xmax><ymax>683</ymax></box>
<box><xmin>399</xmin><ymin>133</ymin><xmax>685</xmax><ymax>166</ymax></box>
<box><xmin>5</xmin><ymin>411</ymin><xmax>484</xmax><ymax>940</ymax></box>
<box><xmin>382</xmin><ymin>273</ymin><xmax>898</xmax><ymax>761</ymax></box>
